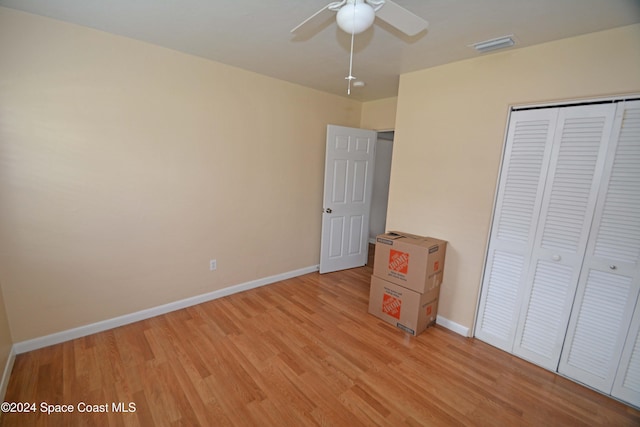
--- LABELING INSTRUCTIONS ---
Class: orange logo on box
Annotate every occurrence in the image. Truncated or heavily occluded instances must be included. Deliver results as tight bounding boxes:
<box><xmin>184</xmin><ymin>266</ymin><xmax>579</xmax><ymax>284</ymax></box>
<box><xmin>389</xmin><ymin>249</ymin><xmax>409</xmax><ymax>274</ymax></box>
<box><xmin>382</xmin><ymin>294</ymin><xmax>402</xmax><ymax>319</ymax></box>
<box><xmin>426</xmin><ymin>305</ymin><xmax>433</xmax><ymax>316</ymax></box>
<box><xmin>433</xmin><ymin>261</ymin><xmax>439</xmax><ymax>271</ymax></box>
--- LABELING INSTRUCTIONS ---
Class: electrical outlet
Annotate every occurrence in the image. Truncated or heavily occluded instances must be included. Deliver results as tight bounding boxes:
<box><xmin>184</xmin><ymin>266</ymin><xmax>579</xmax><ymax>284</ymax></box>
<box><xmin>209</xmin><ymin>259</ymin><xmax>217</xmax><ymax>271</ymax></box>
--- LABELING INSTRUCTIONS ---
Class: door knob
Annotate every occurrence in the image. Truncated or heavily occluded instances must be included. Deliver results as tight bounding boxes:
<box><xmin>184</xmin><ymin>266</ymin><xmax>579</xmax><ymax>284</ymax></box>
<box><xmin>325</xmin><ymin>208</ymin><xmax>332</xmax><ymax>214</ymax></box>
<box><xmin>610</xmin><ymin>265</ymin><xmax>617</xmax><ymax>270</ymax></box>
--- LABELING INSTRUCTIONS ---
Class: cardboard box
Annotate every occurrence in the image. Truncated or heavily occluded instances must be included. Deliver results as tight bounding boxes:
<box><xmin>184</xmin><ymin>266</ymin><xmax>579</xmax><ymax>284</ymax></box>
<box><xmin>368</xmin><ymin>275</ymin><xmax>440</xmax><ymax>336</ymax></box>
<box><xmin>373</xmin><ymin>232</ymin><xmax>447</xmax><ymax>294</ymax></box>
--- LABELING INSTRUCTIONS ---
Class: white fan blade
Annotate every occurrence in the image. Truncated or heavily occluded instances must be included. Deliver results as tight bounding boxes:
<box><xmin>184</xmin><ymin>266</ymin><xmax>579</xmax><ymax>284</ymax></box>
<box><xmin>291</xmin><ymin>4</ymin><xmax>333</xmax><ymax>33</ymax></box>
<box><xmin>376</xmin><ymin>0</ymin><xmax>428</xmax><ymax>36</ymax></box>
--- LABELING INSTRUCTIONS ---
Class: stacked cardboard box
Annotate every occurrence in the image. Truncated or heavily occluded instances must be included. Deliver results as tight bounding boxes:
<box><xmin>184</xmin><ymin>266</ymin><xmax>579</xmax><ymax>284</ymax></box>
<box><xmin>368</xmin><ymin>231</ymin><xmax>447</xmax><ymax>336</ymax></box>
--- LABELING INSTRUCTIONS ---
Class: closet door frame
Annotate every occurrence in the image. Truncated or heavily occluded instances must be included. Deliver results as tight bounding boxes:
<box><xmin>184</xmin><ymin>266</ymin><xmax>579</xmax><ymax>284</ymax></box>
<box><xmin>474</xmin><ymin>95</ymin><xmax>640</xmax><ymax>408</ymax></box>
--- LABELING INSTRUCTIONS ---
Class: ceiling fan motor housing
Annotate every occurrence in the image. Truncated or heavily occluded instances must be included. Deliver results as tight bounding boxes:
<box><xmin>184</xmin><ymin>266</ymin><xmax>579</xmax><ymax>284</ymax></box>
<box><xmin>336</xmin><ymin>1</ymin><xmax>376</xmax><ymax>34</ymax></box>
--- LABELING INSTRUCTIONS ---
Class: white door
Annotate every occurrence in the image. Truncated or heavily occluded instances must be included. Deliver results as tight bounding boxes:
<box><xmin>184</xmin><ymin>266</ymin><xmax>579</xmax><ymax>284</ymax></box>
<box><xmin>613</xmin><ymin>303</ymin><xmax>640</xmax><ymax>407</ymax></box>
<box><xmin>512</xmin><ymin>104</ymin><xmax>616</xmax><ymax>370</ymax></box>
<box><xmin>474</xmin><ymin>108</ymin><xmax>557</xmax><ymax>351</ymax></box>
<box><xmin>610</xmin><ymin>102</ymin><xmax>640</xmax><ymax>408</ymax></box>
<box><xmin>320</xmin><ymin>125</ymin><xmax>376</xmax><ymax>274</ymax></box>
<box><xmin>559</xmin><ymin>101</ymin><xmax>640</xmax><ymax>397</ymax></box>
<box><xmin>475</xmin><ymin>99</ymin><xmax>640</xmax><ymax>407</ymax></box>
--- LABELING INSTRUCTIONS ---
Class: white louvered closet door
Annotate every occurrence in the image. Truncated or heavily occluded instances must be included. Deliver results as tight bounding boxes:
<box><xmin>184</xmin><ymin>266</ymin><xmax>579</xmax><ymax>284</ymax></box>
<box><xmin>559</xmin><ymin>101</ymin><xmax>640</xmax><ymax>404</ymax></box>
<box><xmin>613</xmin><ymin>302</ymin><xmax>640</xmax><ymax>406</ymax></box>
<box><xmin>474</xmin><ymin>109</ymin><xmax>557</xmax><ymax>351</ymax></box>
<box><xmin>512</xmin><ymin>104</ymin><xmax>616</xmax><ymax>370</ymax></box>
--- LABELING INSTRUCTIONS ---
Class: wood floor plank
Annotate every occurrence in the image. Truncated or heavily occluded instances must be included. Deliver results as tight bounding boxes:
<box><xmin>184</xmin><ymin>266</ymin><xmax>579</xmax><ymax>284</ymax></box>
<box><xmin>2</xmin><ymin>261</ymin><xmax>639</xmax><ymax>426</ymax></box>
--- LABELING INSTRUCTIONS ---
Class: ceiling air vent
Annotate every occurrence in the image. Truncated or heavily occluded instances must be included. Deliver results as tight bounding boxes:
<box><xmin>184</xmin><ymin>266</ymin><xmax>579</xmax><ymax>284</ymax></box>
<box><xmin>471</xmin><ymin>35</ymin><xmax>515</xmax><ymax>53</ymax></box>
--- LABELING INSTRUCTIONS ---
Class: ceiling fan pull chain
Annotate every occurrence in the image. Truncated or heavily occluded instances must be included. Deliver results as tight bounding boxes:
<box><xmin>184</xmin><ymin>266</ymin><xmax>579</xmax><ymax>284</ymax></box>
<box><xmin>346</xmin><ymin>3</ymin><xmax>357</xmax><ymax>95</ymax></box>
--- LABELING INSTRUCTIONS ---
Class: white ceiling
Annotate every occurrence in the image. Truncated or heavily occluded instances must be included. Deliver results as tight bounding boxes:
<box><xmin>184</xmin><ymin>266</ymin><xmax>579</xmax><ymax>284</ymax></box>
<box><xmin>1</xmin><ymin>0</ymin><xmax>639</xmax><ymax>102</ymax></box>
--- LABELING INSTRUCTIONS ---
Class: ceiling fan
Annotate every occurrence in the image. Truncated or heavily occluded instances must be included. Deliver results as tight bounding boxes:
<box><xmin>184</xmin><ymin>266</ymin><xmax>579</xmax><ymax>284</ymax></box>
<box><xmin>291</xmin><ymin>0</ymin><xmax>429</xmax><ymax>95</ymax></box>
<box><xmin>291</xmin><ymin>0</ymin><xmax>429</xmax><ymax>37</ymax></box>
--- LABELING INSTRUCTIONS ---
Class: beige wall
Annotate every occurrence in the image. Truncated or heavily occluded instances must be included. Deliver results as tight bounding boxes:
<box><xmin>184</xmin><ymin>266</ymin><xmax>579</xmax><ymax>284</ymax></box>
<box><xmin>388</xmin><ymin>24</ymin><xmax>640</xmax><ymax>332</ymax></box>
<box><xmin>0</xmin><ymin>282</ymin><xmax>12</xmax><ymax>380</ymax></box>
<box><xmin>0</xmin><ymin>8</ymin><xmax>362</xmax><ymax>342</ymax></box>
<box><xmin>360</xmin><ymin>97</ymin><xmax>397</xmax><ymax>130</ymax></box>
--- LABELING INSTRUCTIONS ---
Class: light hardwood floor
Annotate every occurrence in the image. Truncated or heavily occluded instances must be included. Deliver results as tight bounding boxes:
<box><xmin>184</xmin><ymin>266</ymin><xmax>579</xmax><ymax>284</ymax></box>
<box><xmin>2</xmin><ymin>263</ymin><xmax>639</xmax><ymax>426</ymax></box>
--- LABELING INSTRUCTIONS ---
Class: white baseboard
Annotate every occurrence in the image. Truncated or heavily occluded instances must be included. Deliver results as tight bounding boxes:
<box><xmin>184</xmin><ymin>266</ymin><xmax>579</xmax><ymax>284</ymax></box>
<box><xmin>14</xmin><ymin>265</ymin><xmax>320</xmax><ymax>354</ymax></box>
<box><xmin>436</xmin><ymin>315</ymin><xmax>470</xmax><ymax>337</ymax></box>
<box><xmin>0</xmin><ymin>346</ymin><xmax>16</xmax><ymax>402</ymax></box>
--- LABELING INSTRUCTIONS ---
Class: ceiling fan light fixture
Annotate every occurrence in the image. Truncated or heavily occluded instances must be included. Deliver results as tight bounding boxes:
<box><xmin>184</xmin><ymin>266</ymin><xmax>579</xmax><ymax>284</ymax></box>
<box><xmin>471</xmin><ymin>35</ymin><xmax>515</xmax><ymax>53</ymax></box>
<box><xmin>336</xmin><ymin>1</ymin><xmax>376</xmax><ymax>34</ymax></box>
